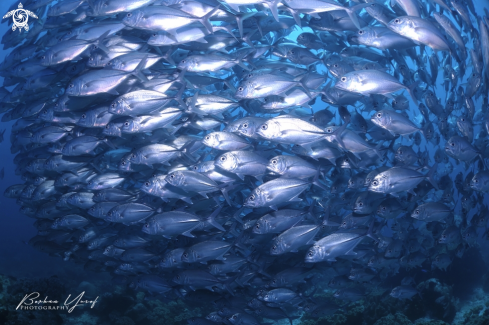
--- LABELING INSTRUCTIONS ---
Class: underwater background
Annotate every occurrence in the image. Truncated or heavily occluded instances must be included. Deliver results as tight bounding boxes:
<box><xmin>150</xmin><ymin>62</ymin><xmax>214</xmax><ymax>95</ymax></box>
<box><xmin>1</xmin><ymin>0</ymin><xmax>489</xmax><ymax>324</ymax></box>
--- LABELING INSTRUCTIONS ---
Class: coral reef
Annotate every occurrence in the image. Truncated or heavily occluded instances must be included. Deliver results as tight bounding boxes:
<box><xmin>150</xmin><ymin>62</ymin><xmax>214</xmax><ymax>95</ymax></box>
<box><xmin>1</xmin><ymin>272</ymin><xmax>489</xmax><ymax>325</ymax></box>
<box><xmin>373</xmin><ymin>312</ymin><xmax>412</xmax><ymax>325</ymax></box>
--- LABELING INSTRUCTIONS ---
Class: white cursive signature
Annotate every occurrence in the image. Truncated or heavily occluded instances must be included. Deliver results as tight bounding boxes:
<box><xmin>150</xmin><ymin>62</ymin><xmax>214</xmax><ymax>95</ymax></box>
<box><xmin>17</xmin><ymin>291</ymin><xmax>99</xmax><ymax>313</ymax></box>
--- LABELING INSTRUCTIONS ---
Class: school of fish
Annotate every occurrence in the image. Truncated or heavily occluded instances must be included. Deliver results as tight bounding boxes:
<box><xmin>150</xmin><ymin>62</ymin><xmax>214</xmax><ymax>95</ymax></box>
<box><xmin>1</xmin><ymin>0</ymin><xmax>489</xmax><ymax>323</ymax></box>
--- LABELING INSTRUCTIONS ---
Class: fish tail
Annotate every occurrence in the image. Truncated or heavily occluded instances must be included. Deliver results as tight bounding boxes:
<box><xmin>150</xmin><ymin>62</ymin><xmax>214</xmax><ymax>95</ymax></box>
<box><xmin>345</xmin><ymin>3</ymin><xmax>371</xmax><ymax>30</ymax></box>
<box><xmin>199</xmin><ymin>5</ymin><xmax>220</xmax><ymax>34</ymax></box>
<box><xmin>426</xmin><ymin>163</ymin><xmax>439</xmax><ymax>190</ymax></box>
<box><xmin>266</xmin><ymin>0</ymin><xmax>281</xmax><ymax>22</ymax></box>
<box><xmin>206</xmin><ymin>205</ymin><xmax>225</xmax><ymax>231</ymax></box>
<box><xmin>131</xmin><ymin>55</ymin><xmax>148</xmax><ymax>82</ymax></box>
<box><xmin>406</xmin><ymin>80</ymin><xmax>420</xmax><ymax>104</ymax></box>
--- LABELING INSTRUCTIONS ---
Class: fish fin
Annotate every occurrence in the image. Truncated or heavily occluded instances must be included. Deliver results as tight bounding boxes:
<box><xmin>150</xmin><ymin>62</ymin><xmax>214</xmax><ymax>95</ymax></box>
<box><xmin>236</xmin><ymin>173</ymin><xmax>245</xmax><ymax>180</ymax></box>
<box><xmin>329</xmin><ymin>121</ymin><xmax>349</xmax><ymax>151</ymax></box>
<box><xmin>266</xmin><ymin>0</ymin><xmax>281</xmax><ymax>22</ymax></box>
<box><xmin>270</xmin><ymin>205</ymin><xmax>279</xmax><ymax>211</ymax></box>
<box><xmin>181</xmin><ymin>229</ymin><xmax>196</xmax><ymax>238</ymax></box>
<box><xmin>426</xmin><ymin>163</ymin><xmax>439</xmax><ymax>190</ymax></box>
<box><xmin>345</xmin><ymin>3</ymin><xmax>371</xmax><ymax>29</ymax></box>
<box><xmin>161</xmin><ymin>46</ymin><xmax>176</xmax><ymax>66</ymax></box>
<box><xmin>189</xmin><ymin>90</ymin><xmax>199</xmax><ymax>113</ymax></box>
<box><xmin>199</xmin><ymin>5</ymin><xmax>220</xmax><ymax>34</ymax></box>
<box><xmin>406</xmin><ymin>80</ymin><xmax>420</xmax><ymax>104</ymax></box>
<box><xmin>297</xmin><ymin>75</ymin><xmax>313</xmax><ymax>98</ymax></box>
<box><xmin>374</xmin><ymin>141</ymin><xmax>384</xmax><ymax>159</ymax></box>
<box><xmin>179</xmin><ymin>140</ymin><xmax>198</xmax><ymax>163</ymax></box>
<box><xmin>226</xmin><ymin>2</ymin><xmax>240</xmax><ymax>11</ymax></box>
<box><xmin>93</xmin><ymin>30</ymin><xmax>111</xmax><ymax>54</ymax></box>
<box><xmin>198</xmin><ymin>192</ymin><xmax>209</xmax><ymax>198</ymax></box>
<box><xmin>312</xmin><ymin>172</ymin><xmax>328</xmax><ymax>191</ymax></box>
<box><xmin>106</xmin><ymin>89</ymin><xmax>119</xmax><ymax>95</ymax></box>
<box><xmin>207</xmin><ymin>205</ymin><xmax>225</xmax><ymax>231</ymax></box>
<box><xmin>180</xmin><ymin>197</ymin><xmax>193</xmax><ymax>204</ymax></box>
<box><xmin>103</xmin><ymin>138</ymin><xmax>116</xmax><ymax>149</ymax></box>
<box><xmin>131</xmin><ymin>55</ymin><xmax>149</xmax><ymax>82</ymax></box>
<box><xmin>234</xmin><ymin>12</ymin><xmax>252</xmax><ymax>39</ymax></box>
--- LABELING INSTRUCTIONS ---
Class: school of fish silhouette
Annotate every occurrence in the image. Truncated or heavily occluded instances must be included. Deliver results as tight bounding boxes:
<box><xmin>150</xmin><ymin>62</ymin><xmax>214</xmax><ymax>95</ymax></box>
<box><xmin>1</xmin><ymin>0</ymin><xmax>489</xmax><ymax>323</ymax></box>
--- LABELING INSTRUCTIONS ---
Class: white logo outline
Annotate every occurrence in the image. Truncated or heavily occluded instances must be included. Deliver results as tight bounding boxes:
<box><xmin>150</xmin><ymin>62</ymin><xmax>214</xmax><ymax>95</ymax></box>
<box><xmin>3</xmin><ymin>3</ymin><xmax>38</xmax><ymax>32</ymax></box>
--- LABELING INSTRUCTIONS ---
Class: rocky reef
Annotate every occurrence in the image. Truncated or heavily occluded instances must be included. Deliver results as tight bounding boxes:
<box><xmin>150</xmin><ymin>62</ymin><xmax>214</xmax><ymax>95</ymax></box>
<box><xmin>1</xmin><ymin>271</ymin><xmax>489</xmax><ymax>325</ymax></box>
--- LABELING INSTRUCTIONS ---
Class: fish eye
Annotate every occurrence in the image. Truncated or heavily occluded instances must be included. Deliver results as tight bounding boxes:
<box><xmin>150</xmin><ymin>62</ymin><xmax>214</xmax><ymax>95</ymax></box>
<box><xmin>415</xmin><ymin>210</ymin><xmax>419</xmax><ymax>214</ymax></box>
<box><xmin>326</xmin><ymin>128</ymin><xmax>332</xmax><ymax>133</ymax></box>
<box><xmin>261</xmin><ymin>124</ymin><xmax>268</xmax><ymax>130</ymax></box>
<box><xmin>145</xmin><ymin>182</ymin><xmax>150</xmax><ymax>186</ymax></box>
<box><xmin>41</xmin><ymin>55</ymin><xmax>45</xmax><ymax>59</ymax></box>
<box><xmin>205</xmin><ymin>136</ymin><xmax>210</xmax><ymax>140</ymax></box>
<box><xmin>272</xmin><ymin>245</ymin><xmax>276</xmax><ymax>250</ymax></box>
<box><xmin>181</xmin><ymin>60</ymin><xmax>185</xmax><ymax>63</ymax></box>
<box><xmin>451</xmin><ymin>142</ymin><xmax>455</xmax><ymax>146</ymax></box>
<box><xmin>238</xmin><ymin>87</ymin><xmax>243</xmax><ymax>91</ymax></box>
<box><xmin>377</xmin><ymin>113</ymin><xmax>381</xmax><ymax>117</ymax></box>
<box><xmin>249</xmin><ymin>195</ymin><xmax>255</xmax><ymax>201</ymax></box>
<box><xmin>373</xmin><ymin>181</ymin><xmax>378</xmax><ymax>185</ymax></box>
<box><xmin>255</xmin><ymin>224</ymin><xmax>259</xmax><ymax>228</ymax></box>
<box><xmin>220</xmin><ymin>156</ymin><xmax>226</xmax><ymax>161</ymax></box>
<box><xmin>341</xmin><ymin>77</ymin><xmax>346</xmax><ymax>82</ymax></box>
<box><xmin>243</xmin><ymin>123</ymin><xmax>248</xmax><ymax>128</ymax></box>
<box><xmin>69</xmin><ymin>84</ymin><xmax>74</xmax><ymax>88</ymax></box>
<box><xmin>359</xmin><ymin>203</ymin><xmax>363</xmax><ymax>206</ymax></box>
<box><xmin>81</xmin><ymin>114</ymin><xmax>86</xmax><ymax>118</ymax></box>
<box><xmin>127</xmin><ymin>13</ymin><xmax>132</xmax><ymax>17</ymax></box>
<box><xmin>272</xmin><ymin>159</ymin><xmax>277</xmax><ymax>164</ymax></box>
<box><xmin>395</xmin><ymin>19</ymin><xmax>400</xmax><ymax>23</ymax></box>
<box><xmin>358</xmin><ymin>30</ymin><xmax>364</xmax><ymax>35</ymax></box>
<box><xmin>124</xmin><ymin>122</ymin><xmax>129</xmax><ymax>126</ymax></box>
<box><xmin>333</xmin><ymin>64</ymin><xmax>338</xmax><ymax>68</ymax></box>
<box><xmin>193</xmin><ymin>166</ymin><xmax>198</xmax><ymax>170</ymax></box>
<box><xmin>170</xmin><ymin>174</ymin><xmax>174</xmax><ymax>178</ymax></box>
